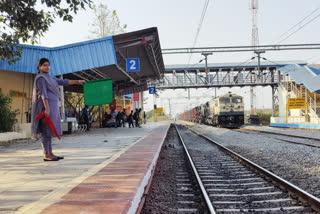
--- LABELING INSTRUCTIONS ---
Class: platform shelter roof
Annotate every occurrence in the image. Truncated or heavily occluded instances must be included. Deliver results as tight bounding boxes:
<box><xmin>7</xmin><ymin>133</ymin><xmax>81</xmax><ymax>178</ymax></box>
<box><xmin>279</xmin><ymin>64</ymin><xmax>320</xmax><ymax>93</ymax></box>
<box><xmin>0</xmin><ymin>27</ymin><xmax>164</xmax><ymax>96</ymax></box>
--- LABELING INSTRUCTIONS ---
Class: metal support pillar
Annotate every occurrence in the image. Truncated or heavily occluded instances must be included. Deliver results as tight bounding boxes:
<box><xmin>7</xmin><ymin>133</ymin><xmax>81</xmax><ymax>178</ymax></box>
<box><xmin>141</xmin><ymin>92</ymin><xmax>144</xmax><ymax>112</ymax></box>
<box><xmin>99</xmin><ymin>106</ymin><xmax>101</xmax><ymax>128</ymax></box>
<box><xmin>250</xmin><ymin>87</ymin><xmax>254</xmax><ymax>114</ymax></box>
<box><xmin>188</xmin><ymin>88</ymin><xmax>191</xmax><ymax>121</ymax></box>
<box><xmin>60</xmin><ymin>75</ymin><xmax>66</xmax><ymax>121</ymax></box>
<box><xmin>250</xmin><ymin>50</ymin><xmax>265</xmax><ymax>115</ymax></box>
<box><xmin>153</xmin><ymin>93</ymin><xmax>157</xmax><ymax>122</ymax></box>
<box><xmin>202</xmin><ymin>52</ymin><xmax>212</xmax><ymax>84</ymax></box>
<box><xmin>314</xmin><ymin>92</ymin><xmax>317</xmax><ymax>115</ymax></box>
<box><xmin>272</xmin><ymin>85</ymin><xmax>279</xmax><ymax>117</ymax></box>
<box><xmin>168</xmin><ymin>99</ymin><xmax>172</xmax><ymax>118</ymax></box>
<box><xmin>21</xmin><ymin>73</ymin><xmax>26</xmax><ymax>124</ymax></box>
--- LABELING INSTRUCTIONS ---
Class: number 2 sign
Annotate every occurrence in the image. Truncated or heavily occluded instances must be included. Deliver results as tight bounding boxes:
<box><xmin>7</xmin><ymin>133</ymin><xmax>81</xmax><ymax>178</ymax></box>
<box><xmin>126</xmin><ymin>58</ymin><xmax>140</xmax><ymax>72</ymax></box>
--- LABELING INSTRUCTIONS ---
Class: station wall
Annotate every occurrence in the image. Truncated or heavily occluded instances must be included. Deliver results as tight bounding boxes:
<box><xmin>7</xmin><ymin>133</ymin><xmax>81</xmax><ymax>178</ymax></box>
<box><xmin>0</xmin><ymin>70</ymin><xmax>34</xmax><ymax>124</ymax></box>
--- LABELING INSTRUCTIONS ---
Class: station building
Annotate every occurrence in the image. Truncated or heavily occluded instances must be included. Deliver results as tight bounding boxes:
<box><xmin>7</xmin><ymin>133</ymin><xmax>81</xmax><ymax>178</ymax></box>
<box><xmin>271</xmin><ymin>64</ymin><xmax>320</xmax><ymax>129</ymax></box>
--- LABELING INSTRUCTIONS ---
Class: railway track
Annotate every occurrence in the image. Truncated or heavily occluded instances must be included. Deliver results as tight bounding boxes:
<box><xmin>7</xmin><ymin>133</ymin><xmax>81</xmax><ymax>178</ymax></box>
<box><xmin>237</xmin><ymin>128</ymin><xmax>320</xmax><ymax>149</ymax></box>
<box><xmin>240</xmin><ymin>128</ymin><xmax>320</xmax><ymax>141</ymax></box>
<box><xmin>175</xmin><ymin>124</ymin><xmax>320</xmax><ymax>213</ymax></box>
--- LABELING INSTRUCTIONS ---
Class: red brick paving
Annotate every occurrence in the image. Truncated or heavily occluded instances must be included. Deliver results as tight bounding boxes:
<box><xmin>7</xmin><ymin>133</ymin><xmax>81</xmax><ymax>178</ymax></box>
<box><xmin>41</xmin><ymin>200</ymin><xmax>131</xmax><ymax>214</ymax></box>
<box><xmin>41</xmin><ymin>125</ymin><xmax>169</xmax><ymax>214</ymax></box>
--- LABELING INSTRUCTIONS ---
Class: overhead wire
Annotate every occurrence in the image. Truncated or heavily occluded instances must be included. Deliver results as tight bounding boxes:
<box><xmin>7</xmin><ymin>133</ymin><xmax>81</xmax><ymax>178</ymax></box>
<box><xmin>269</xmin><ymin>8</ymin><xmax>320</xmax><ymax>62</ymax></box>
<box><xmin>272</xmin><ymin>8</ymin><xmax>319</xmax><ymax>44</ymax></box>
<box><xmin>274</xmin><ymin>8</ymin><xmax>320</xmax><ymax>44</ymax></box>
<box><xmin>171</xmin><ymin>0</ymin><xmax>211</xmax><ymax>114</ymax></box>
<box><xmin>278</xmin><ymin>14</ymin><xmax>320</xmax><ymax>44</ymax></box>
<box><xmin>187</xmin><ymin>0</ymin><xmax>210</xmax><ymax>64</ymax></box>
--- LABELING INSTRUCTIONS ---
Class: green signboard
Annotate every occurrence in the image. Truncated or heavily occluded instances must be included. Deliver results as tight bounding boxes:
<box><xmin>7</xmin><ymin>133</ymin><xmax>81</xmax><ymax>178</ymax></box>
<box><xmin>84</xmin><ymin>79</ymin><xmax>113</xmax><ymax>106</ymax></box>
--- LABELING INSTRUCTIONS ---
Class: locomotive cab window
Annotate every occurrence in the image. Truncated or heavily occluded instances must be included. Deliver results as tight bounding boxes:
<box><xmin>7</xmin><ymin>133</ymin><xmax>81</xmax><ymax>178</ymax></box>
<box><xmin>232</xmin><ymin>98</ymin><xmax>242</xmax><ymax>104</ymax></box>
<box><xmin>220</xmin><ymin>98</ymin><xmax>230</xmax><ymax>104</ymax></box>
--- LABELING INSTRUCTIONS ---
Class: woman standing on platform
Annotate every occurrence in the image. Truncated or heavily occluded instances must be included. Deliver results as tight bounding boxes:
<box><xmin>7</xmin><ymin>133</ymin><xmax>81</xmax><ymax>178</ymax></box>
<box><xmin>32</xmin><ymin>58</ymin><xmax>85</xmax><ymax>161</ymax></box>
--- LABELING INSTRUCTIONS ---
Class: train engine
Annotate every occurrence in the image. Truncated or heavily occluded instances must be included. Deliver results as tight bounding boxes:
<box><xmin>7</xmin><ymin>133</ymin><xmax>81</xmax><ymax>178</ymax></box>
<box><xmin>204</xmin><ymin>92</ymin><xmax>244</xmax><ymax>128</ymax></box>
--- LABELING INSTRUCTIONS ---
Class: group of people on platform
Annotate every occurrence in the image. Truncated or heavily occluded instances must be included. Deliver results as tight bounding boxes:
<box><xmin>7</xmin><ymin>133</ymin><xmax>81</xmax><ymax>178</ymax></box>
<box><xmin>102</xmin><ymin>108</ymin><xmax>145</xmax><ymax>128</ymax></box>
<box><xmin>81</xmin><ymin>106</ymin><xmax>146</xmax><ymax>130</ymax></box>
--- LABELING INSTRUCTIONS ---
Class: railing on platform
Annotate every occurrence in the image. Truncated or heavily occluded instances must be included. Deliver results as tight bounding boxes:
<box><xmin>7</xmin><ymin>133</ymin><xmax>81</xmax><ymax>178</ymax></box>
<box><xmin>280</xmin><ymin>78</ymin><xmax>320</xmax><ymax>120</ymax></box>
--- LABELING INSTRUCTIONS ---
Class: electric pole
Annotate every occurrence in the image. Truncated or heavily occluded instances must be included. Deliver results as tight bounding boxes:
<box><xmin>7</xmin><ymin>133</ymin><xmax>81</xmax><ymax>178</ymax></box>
<box><xmin>250</xmin><ymin>0</ymin><xmax>259</xmax><ymax>115</ymax></box>
<box><xmin>201</xmin><ymin>52</ymin><xmax>212</xmax><ymax>85</ymax></box>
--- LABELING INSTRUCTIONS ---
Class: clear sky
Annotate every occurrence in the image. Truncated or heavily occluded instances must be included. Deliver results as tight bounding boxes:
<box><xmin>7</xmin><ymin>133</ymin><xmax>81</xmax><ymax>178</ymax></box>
<box><xmin>39</xmin><ymin>0</ymin><xmax>320</xmax><ymax>115</ymax></box>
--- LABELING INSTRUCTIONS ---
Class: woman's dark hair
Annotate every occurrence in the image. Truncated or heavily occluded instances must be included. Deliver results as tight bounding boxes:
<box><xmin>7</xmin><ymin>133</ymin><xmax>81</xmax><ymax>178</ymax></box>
<box><xmin>37</xmin><ymin>58</ymin><xmax>50</xmax><ymax>71</ymax></box>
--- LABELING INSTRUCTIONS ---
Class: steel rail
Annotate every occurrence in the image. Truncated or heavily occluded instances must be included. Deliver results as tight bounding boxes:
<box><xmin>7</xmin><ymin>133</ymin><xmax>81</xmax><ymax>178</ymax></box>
<box><xmin>188</xmin><ymin>127</ymin><xmax>320</xmax><ymax>213</ymax></box>
<box><xmin>239</xmin><ymin>128</ymin><xmax>320</xmax><ymax>141</ymax></box>
<box><xmin>174</xmin><ymin>124</ymin><xmax>216</xmax><ymax>214</ymax></box>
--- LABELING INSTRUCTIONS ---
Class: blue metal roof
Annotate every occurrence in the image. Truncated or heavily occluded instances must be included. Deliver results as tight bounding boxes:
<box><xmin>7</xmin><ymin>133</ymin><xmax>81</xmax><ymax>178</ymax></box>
<box><xmin>0</xmin><ymin>36</ymin><xmax>117</xmax><ymax>76</ymax></box>
<box><xmin>279</xmin><ymin>64</ymin><xmax>320</xmax><ymax>93</ymax></box>
<box><xmin>124</xmin><ymin>94</ymin><xmax>133</xmax><ymax>98</ymax></box>
<box><xmin>309</xmin><ymin>66</ymin><xmax>320</xmax><ymax>75</ymax></box>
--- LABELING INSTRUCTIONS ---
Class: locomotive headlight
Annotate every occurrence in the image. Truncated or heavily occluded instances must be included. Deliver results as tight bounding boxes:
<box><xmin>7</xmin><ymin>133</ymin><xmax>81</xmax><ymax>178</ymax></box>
<box><xmin>228</xmin><ymin>116</ymin><xmax>235</xmax><ymax>121</ymax></box>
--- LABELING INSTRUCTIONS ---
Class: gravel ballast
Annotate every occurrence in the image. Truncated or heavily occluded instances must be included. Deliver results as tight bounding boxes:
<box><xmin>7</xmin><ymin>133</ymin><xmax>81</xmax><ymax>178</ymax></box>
<box><xmin>141</xmin><ymin>125</ymin><xmax>207</xmax><ymax>214</ymax></box>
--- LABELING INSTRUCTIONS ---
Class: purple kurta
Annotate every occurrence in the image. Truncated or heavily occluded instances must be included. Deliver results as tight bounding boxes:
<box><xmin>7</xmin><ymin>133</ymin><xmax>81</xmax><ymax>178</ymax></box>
<box><xmin>31</xmin><ymin>73</ymin><xmax>69</xmax><ymax>137</ymax></box>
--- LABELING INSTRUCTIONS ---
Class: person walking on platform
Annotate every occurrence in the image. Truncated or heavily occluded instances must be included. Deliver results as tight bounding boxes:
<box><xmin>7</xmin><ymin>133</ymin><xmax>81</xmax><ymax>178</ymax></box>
<box><xmin>133</xmin><ymin>109</ymin><xmax>138</xmax><ymax>127</ymax></box>
<box><xmin>103</xmin><ymin>111</ymin><xmax>111</xmax><ymax>127</ymax></box>
<box><xmin>82</xmin><ymin>105</ymin><xmax>90</xmax><ymax>131</ymax></box>
<box><xmin>143</xmin><ymin>111</ymin><xmax>146</xmax><ymax>124</ymax></box>
<box><xmin>107</xmin><ymin>109</ymin><xmax>117</xmax><ymax>128</ymax></box>
<box><xmin>128</xmin><ymin>110</ymin><xmax>134</xmax><ymax>128</ymax></box>
<box><xmin>120</xmin><ymin>108</ymin><xmax>127</xmax><ymax>127</ymax></box>
<box><xmin>32</xmin><ymin>58</ymin><xmax>85</xmax><ymax>161</ymax></box>
<box><xmin>134</xmin><ymin>109</ymin><xmax>142</xmax><ymax>128</ymax></box>
<box><xmin>116</xmin><ymin>111</ymin><xmax>121</xmax><ymax>127</ymax></box>
<box><xmin>138</xmin><ymin>108</ymin><xmax>142</xmax><ymax>128</ymax></box>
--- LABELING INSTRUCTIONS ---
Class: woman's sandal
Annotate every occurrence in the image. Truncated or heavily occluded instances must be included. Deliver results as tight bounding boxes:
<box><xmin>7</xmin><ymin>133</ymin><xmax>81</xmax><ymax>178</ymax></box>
<box><xmin>43</xmin><ymin>157</ymin><xmax>59</xmax><ymax>161</ymax></box>
<box><xmin>55</xmin><ymin>156</ymin><xmax>64</xmax><ymax>160</ymax></box>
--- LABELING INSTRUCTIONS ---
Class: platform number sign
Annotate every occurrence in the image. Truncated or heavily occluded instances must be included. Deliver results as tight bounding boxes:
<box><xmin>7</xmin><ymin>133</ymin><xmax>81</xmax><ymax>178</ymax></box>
<box><xmin>149</xmin><ymin>87</ymin><xmax>156</xmax><ymax>94</ymax></box>
<box><xmin>126</xmin><ymin>58</ymin><xmax>140</xmax><ymax>72</ymax></box>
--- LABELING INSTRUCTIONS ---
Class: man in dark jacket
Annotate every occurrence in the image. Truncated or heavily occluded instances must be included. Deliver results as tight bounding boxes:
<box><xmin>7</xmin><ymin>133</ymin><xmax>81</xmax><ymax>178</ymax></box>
<box><xmin>120</xmin><ymin>108</ymin><xmax>127</xmax><ymax>127</ymax></box>
<box><xmin>82</xmin><ymin>105</ymin><xmax>90</xmax><ymax>131</ymax></box>
<box><xmin>127</xmin><ymin>110</ymin><xmax>134</xmax><ymax>128</ymax></box>
<box><xmin>133</xmin><ymin>109</ymin><xmax>138</xmax><ymax>128</ymax></box>
<box><xmin>116</xmin><ymin>111</ymin><xmax>121</xmax><ymax>127</ymax></box>
<box><xmin>134</xmin><ymin>109</ymin><xmax>141</xmax><ymax>128</ymax></box>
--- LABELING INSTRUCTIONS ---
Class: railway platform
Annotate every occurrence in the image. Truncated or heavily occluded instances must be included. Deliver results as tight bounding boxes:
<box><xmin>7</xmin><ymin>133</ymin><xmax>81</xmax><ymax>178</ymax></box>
<box><xmin>0</xmin><ymin>122</ymin><xmax>170</xmax><ymax>214</ymax></box>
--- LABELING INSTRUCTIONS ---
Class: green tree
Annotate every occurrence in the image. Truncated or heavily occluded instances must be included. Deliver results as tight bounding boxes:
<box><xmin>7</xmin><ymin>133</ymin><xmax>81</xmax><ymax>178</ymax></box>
<box><xmin>0</xmin><ymin>0</ymin><xmax>92</xmax><ymax>64</ymax></box>
<box><xmin>0</xmin><ymin>91</ymin><xmax>18</xmax><ymax>132</ymax></box>
<box><xmin>90</xmin><ymin>3</ymin><xmax>127</xmax><ymax>38</ymax></box>
<box><xmin>65</xmin><ymin>3</ymin><xmax>127</xmax><ymax>124</ymax></box>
